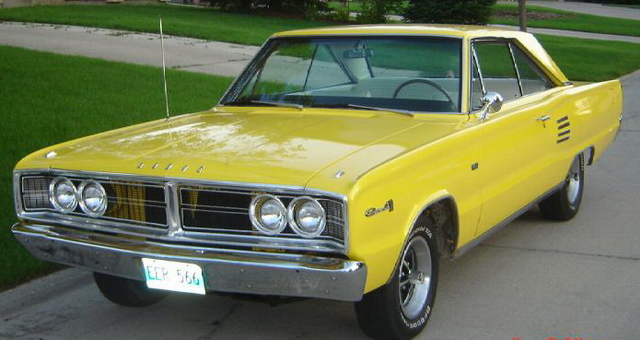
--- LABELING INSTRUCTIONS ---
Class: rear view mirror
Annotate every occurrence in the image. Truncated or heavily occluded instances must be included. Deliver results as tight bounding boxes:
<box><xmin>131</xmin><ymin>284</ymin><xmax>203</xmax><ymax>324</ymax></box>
<box><xmin>343</xmin><ymin>48</ymin><xmax>374</xmax><ymax>59</ymax></box>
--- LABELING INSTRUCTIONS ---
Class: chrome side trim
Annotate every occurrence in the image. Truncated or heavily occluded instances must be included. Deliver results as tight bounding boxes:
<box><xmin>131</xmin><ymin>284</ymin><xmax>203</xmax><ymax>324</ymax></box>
<box><xmin>452</xmin><ymin>181</ymin><xmax>564</xmax><ymax>258</ymax></box>
<box><xmin>12</xmin><ymin>223</ymin><xmax>366</xmax><ymax>302</ymax></box>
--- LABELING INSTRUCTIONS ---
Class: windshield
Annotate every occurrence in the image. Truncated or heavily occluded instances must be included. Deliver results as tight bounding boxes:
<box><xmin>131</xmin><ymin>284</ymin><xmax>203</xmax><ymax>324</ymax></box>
<box><xmin>221</xmin><ymin>36</ymin><xmax>462</xmax><ymax>113</ymax></box>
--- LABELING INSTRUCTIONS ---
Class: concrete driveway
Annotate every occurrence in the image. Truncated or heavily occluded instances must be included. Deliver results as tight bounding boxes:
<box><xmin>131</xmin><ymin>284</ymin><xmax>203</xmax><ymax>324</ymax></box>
<box><xmin>1</xmin><ymin>24</ymin><xmax>639</xmax><ymax>340</ymax></box>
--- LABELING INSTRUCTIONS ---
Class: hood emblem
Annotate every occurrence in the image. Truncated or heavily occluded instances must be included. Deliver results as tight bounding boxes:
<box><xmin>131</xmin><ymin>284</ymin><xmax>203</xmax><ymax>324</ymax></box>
<box><xmin>365</xmin><ymin>199</ymin><xmax>394</xmax><ymax>217</ymax></box>
<box><xmin>137</xmin><ymin>162</ymin><xmax>205</xmax><ymax>174</ymax></box>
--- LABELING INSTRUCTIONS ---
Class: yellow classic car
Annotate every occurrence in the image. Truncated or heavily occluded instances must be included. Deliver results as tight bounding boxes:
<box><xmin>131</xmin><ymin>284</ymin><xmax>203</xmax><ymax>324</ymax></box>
<box><xmin>12</xmin><ymin>25</ymin><xmax>622</xmax><ymax>339</ymax></box>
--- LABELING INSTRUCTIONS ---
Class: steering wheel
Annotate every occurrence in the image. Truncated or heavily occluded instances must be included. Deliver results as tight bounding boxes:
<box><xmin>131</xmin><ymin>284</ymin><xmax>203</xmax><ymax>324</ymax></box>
<box><xmin>392</xmin><ymin>79</ymin><xmax>456</xmax><ymax>110</ymax></box>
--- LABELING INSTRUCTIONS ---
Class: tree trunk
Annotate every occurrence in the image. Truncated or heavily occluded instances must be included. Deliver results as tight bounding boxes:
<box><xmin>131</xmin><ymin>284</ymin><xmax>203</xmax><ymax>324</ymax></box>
<box><xmin>519</xmin><ymin>0</ymin><xmax>527</xmax><ymax>32</ymax></box>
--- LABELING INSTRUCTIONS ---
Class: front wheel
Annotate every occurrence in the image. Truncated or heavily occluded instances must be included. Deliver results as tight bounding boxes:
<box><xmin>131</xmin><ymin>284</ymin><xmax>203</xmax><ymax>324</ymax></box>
<box><xmin>354</xmin><ymin>225</ymin><xmax>439</xmax><ymax>340</ymax></box>
<box><xmin>94</xmin><ymin>272</ymin><xmax>168</xmax><ymax>307</ymax></box>
<box><xmin>539</xmin><ymin>153</ymin><xmax>585</xmax><ymax>221</ymax></box>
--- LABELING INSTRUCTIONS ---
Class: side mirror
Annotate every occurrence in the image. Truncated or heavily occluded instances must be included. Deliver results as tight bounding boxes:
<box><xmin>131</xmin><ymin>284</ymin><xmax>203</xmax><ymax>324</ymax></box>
<box><xmin>477</xmin><ymin>92</ymin><xmax>503</xmax><ymax>122</ymax></box>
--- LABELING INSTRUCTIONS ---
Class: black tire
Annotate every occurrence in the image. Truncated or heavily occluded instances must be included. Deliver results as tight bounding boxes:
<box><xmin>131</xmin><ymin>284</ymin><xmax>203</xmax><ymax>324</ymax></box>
<box><xmin>354</xmin><ymin>225</ymin><xmax>439</xmax><ymax>340</ymax></box>
<box><xmin>94</xmin><ymin>272</ymin><xmax>168</xmax><ymax>307</ymax></box>
<box><xmin>539</xmin><ymin>153</ymin><xmax>585</xmax><ymax>221</ymax></box>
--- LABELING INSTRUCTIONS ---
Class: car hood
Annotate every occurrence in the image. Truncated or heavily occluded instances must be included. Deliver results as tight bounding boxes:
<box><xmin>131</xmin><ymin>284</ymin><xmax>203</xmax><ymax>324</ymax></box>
<box><xmin>17</xmin><ymin>108</ymin><xmax>469</xmax><ymax>190</ymax></box>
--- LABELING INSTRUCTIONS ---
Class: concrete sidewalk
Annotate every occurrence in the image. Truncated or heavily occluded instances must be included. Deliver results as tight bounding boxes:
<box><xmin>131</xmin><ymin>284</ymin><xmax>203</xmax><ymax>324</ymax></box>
<box><xmin>0</xmin><ymin>22</ymin><xmax>259</xmax><ymax>77</ymax></box>
<box><xmin>492</xmin><ymin>24</ymin><xmax>640</xmax><ymax>44</ymax></box>
<box><xmin>507</xmin><ymin>0</ymin><xmax>640</xmax><ymax>21</ymax></box>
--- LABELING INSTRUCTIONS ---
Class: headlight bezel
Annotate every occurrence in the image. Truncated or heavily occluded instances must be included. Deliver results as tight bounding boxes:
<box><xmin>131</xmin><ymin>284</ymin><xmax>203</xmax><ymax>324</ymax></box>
<box><xmin>78</xmin><ymin>180</ymin><xmax>108</xmax><ymax>217</ymax></box>
<box><xmin>48</xmin><ymin>177</ymin><xmax>78</xmax><ymax>214</ymax></box>
<box><xmin>249</xmin><ymin>194</ymin><xmax>288</xmax><ymax>235</ymax></box>
<box><xmin>288</xmin><ymin>196</ymin><xmax>326</xmax><ymax>238</ymax></box>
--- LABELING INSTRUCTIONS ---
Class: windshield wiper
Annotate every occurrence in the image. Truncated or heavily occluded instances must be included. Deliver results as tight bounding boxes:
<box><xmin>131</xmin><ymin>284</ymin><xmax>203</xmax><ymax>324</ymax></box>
<box><xmin>313</xmin><ymin>103</ymin><xmax>414</xmax><ymax>117</ymax></box>
<box><xmin>222</xmin><ymin>100</ymin><xmax>304</xmax><ymax>110</ymax></box>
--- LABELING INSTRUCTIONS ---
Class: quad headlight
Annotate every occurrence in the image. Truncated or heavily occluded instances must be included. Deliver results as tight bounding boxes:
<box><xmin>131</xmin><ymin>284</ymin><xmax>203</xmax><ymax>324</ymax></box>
<box><xmin>78</xmin><ymin>180</ymin><xmax>107</xmax><ymax>217</ymax></box>
<box><xmin>288</xmin><ymin>197</ymin><xmax>326</xmax><ymax>238</ymax></box>
<box><xmin>249</xmin><ymin>195</ymin><xmax>326</xmax><ymax>238</ymax></box>
<box><xmin>48</xmin><ymin>177</ymin><xmax>107</xmax><ymax>217</ymax></box>
<box><xmin>49</xmin><ymin>177</ymin><xmax>78</xmax><ymax>213</ymax></box>
<box><xmin>249</xmin><ymin>195</ymin><xmax>288</xmax><ymax>235</ymax></box>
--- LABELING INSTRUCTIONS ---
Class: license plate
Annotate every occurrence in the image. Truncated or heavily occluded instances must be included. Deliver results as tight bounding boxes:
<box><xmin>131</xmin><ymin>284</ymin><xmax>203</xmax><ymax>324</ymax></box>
<box><xmin>142</xmin><ymin>258</ymin><xmax>206</xmax><ymax>295</ymax></box>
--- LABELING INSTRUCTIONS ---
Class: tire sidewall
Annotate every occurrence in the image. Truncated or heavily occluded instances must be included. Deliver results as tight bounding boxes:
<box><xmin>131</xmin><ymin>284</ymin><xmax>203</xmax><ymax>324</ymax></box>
<box><xmin>563</xmin><ymin>154</ymin><xmax>585</xmax><ymax>213</ymax></box>
<box><xmin>395</xmin><ymin>224</ymin><xmax>439</xmax><ymax>334</ymax></box>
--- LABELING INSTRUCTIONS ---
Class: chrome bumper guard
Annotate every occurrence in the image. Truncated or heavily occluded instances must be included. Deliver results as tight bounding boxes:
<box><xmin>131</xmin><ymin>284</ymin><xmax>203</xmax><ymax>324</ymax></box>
<box><xmin>12</xmin><ymin>223</ymin><xmax>367</xmax><ymax>301</ymax></box>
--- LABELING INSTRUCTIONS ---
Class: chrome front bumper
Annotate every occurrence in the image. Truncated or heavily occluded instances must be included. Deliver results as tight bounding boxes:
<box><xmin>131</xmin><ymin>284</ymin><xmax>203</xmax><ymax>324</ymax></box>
<box><xmin>12</xmin><ymin>223</ymin><xmax>367</xmax><ymax>301</ymax></box>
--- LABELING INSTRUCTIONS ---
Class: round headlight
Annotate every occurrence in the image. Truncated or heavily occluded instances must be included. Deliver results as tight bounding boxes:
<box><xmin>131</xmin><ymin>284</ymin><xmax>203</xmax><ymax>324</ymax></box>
<box><xmin>288</xmin><ymin>197</ymin><xmax>326</xmax><ymax>238</ymax></box>
<box><xmin>79</xmin><ymin>180</ymin><xmax>107</xmax><ymax>217</ymax></box>
<box><xmin>250</xmin><ymin>195</ymin><xmax>287</xmax><ymax>235</ymax></box>
<box><xmin>49</xmin><ymin>177</ymin><xmax>78</xmax><ymax>214</ymax></box>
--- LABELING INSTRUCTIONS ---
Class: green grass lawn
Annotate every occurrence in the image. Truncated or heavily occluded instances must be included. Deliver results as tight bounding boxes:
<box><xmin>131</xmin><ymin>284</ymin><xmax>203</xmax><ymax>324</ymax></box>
<box><xmin>0</xmin><ymin>4</ymin><xmax>334</xmax><ymax>46</ymax></box>
<box><xmin>1</xmin><ymin>3</ymin><xmax>637</xmax><ymax>41</ymax></box>
<box><xmin>491</xmin><ymin>4</ymin><xmax>640</xmax><ymax>38</ymax></box>
<box><xmin>0</xmin><ymin>45</ymin><xmax>233</xmax><ymax>291</ymax></box>
<box><xmin>536</xmin><ymin>35</ymin><xmax>640</xmax><ymax>81</ymax></box>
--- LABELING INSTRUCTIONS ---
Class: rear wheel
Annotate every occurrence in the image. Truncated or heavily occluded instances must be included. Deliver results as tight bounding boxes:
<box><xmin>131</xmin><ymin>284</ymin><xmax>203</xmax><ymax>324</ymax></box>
<box><xmin>539</xmin><ymin>153</ymin><xmax>585</xmax><ymax>221</ymax></box>
<box><xmin>355</xmin><ymin>225</ymin><xmax>439</xmax><ymax>340</ymax></box>
<box><xmin>94</xmin><ymin>272</ymin><xmax>168</xmax><ymax>307</ymax></box>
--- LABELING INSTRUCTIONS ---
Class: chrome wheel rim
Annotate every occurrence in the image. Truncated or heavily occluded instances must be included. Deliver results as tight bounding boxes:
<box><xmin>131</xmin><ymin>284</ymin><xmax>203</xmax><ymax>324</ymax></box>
<box><xmin>398</xmin><ymin>236</ymin><xmax>432</xmax><ymax>319</ymax></box>
<box><xmin>566</xmin><ymin>157</ymin><xmax>581</xmax><ymax>205</ymax></box>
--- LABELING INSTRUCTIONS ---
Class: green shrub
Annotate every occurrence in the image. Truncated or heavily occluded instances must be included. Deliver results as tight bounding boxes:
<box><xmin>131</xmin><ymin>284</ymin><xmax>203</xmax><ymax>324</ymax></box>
<box><xmin>404</xmin><ymin>0</ymin><xmax>497</xmax><ymax>25</ymax></box>
<box><xmin>356</xmin><ymin>0</ymin><xmax>404</xmax><ymax>23</ymax></box>
<box><xmin>210</xmin><ymin>0</ymin><xmax>328</xmax><ymax>16</ymax></box>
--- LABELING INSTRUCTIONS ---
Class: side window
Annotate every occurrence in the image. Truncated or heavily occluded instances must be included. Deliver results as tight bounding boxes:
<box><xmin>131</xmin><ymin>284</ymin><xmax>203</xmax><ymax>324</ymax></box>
<box><xmin>473</xmin><ymin>42</ymin><xmax>520</xmax><ymax>102</ymax></box>
<box><xmin>511</xmin><ymin>45</ymin><xmax>554</xmax><ymax>95</ymax></box>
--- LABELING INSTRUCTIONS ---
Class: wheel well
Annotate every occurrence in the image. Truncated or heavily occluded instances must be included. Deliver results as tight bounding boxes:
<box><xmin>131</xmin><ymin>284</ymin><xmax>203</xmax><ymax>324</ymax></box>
<box><xmin>585</xmin><ymin>146</ymin><xmax>595</xmax><ymax>166</ymax></box>
<box><xmin>413</xmin><ymin>198</ymin><xmax>458</xmax><ymax>257</ymax></box>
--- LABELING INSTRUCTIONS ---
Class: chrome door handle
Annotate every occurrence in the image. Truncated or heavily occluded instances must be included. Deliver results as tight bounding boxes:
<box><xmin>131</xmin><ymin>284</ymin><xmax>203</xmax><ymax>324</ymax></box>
<box><xmin>537</xmin><ymin>115</ymin><xmax>551</xmax><ymax>122</ymax></box>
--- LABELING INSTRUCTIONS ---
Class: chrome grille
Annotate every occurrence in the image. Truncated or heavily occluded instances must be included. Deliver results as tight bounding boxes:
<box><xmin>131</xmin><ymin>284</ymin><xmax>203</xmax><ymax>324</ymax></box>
<box><xmin>101</xmin><ymin>181</ymin><xmax>167</xmax><ymax>227</ymax></box>
<box><xmin>17</xmin><ymin>171</ymin><xmax>348</xmax><ymax>253</ymax></box>
<box><xmin>22</xmin><ymin>176</ymin><xmax>53</xmax><ymax>210</ymax></box>
<box><xmin>179</xmin><ymin>186</ymin><xmax>346</xmax><ymax>243</ymax></box>
<box><xmin>20</xmin><ymin>175</ymin><xmax>167</xmax><ymax>228</ymax></box>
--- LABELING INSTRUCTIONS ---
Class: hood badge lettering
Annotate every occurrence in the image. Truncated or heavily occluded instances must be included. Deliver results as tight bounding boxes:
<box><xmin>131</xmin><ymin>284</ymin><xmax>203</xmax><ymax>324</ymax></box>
<box><xmin>365</xmin><ymin>199</ymin><xmax>394</xmax><ymax>217</ymax></box>
<box><xmin>334</xmin><ymin>170</ymin><xmax>345</xmax><ymax>178</ymax></box>
<box><xmin>137</xmin><ymin>162</ymin><xmax>205</xmax><ymax>174</ymax></box>
<box><xmin>44</xmin><ymin>151</ymin><xmax>57</xmax><ymax>159</ymax></box>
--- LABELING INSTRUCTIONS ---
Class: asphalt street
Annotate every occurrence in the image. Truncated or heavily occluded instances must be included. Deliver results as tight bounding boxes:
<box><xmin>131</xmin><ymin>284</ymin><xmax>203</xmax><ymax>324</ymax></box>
<box><xmin>1</xmin><ymin>20</ymin><xmax>639</xmax><ymax>340</ymax></box>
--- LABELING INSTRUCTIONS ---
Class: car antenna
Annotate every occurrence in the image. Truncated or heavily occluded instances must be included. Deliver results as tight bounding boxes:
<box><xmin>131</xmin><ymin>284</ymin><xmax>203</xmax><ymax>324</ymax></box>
<box><xmin>159</xmin><ymin>15</ymin><xmax>170</xmax><ymax>120</ymax></box>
